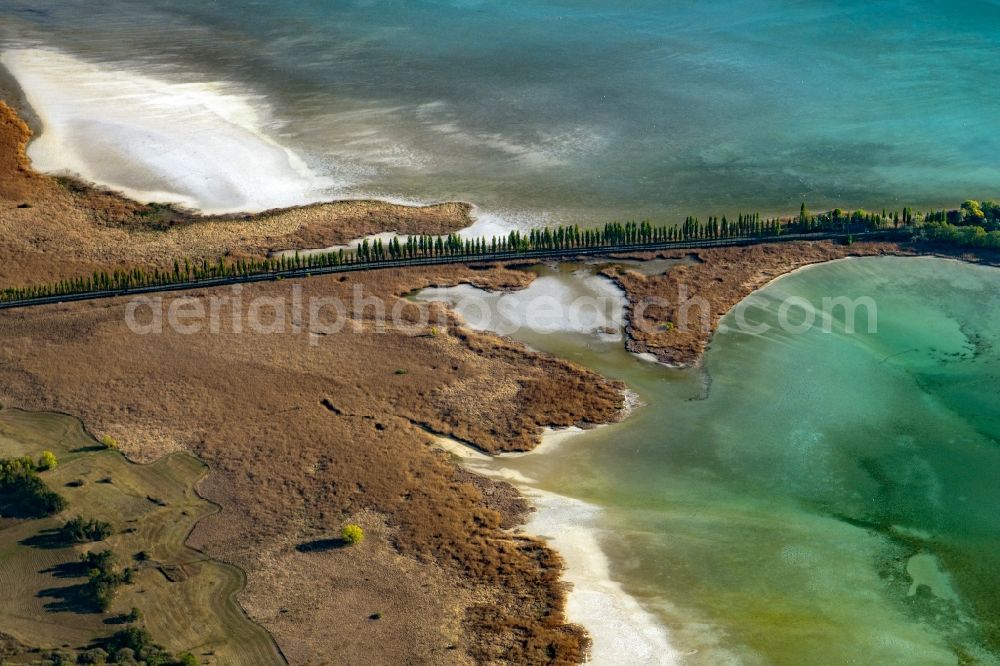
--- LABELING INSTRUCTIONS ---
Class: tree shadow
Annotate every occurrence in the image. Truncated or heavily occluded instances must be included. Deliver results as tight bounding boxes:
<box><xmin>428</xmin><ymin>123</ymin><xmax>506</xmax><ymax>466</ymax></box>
<box><xmin>69</xmin><ymin>445</ymin><xmax>106</xmax><ymax>453</ymax></box>
<box><xmin>21</xmin><ymin>527</ymin><xmax>72</xmax><ymax>550</ymax></box>
<box><xmin>0</xmin><ymin>498</ymin><xmax>53</xmax><ymax>520</ymax></box>
<box><xmin>37</xmin><ymin>582</ymin><xmax>100</xmax><ymax>614</ymax></box>
<box><xmin>295</xmin><ymin>537</ymin><xmax>349</xmax><ymax>553</ymax></box>
<box><xmin>40</xmin><ymin>560</ymin><xmax>88</xmax><ymax>579</ymax></box>
<box><xmin>103</xmin><ymin>613</ymin><xmax>132</xmax><ymax>626</ymax></box>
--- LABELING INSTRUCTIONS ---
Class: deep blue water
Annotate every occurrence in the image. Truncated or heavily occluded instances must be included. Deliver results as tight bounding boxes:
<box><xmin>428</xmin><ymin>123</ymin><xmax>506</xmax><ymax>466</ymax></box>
<box><xmin>2</xmin><ymin>0</ymin><xmax>999</xmax><ymax>223</ymax></box>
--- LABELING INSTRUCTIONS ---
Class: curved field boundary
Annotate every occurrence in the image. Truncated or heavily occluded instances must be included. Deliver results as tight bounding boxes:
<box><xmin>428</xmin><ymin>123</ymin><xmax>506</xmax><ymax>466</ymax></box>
<box><xmin>0</xmin><ymin>408</ymin><xmax>285</xmax><ymax>665</ymax></box>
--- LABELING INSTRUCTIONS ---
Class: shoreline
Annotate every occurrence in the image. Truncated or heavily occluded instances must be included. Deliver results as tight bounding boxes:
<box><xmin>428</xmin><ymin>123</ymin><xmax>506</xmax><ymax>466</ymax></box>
<box><xmin>0</xmin><ymin>47</ymin><xmax>335</xmax><ymax>215</ymax></box>
<box><xmin>0</xmin><ymin>47</ymin><xmax>528</xmax><ymax>295</ymax></box>
<box><xmin>599</xmin><ymin>242</ymin><xmax>912</xmax><ymax>368</ymax></box>
<box><xmin>0</xmin><ymin>60</ymin><xmax>40</xmax><ymax>136</ymax></box>
<box><xmin>419</xmin><ymin>265</ymin><xmax>685</xmax><ymax>664</ymax></box>
<box><xmin>0</xmin><ymin>99</ymin><xmax>475</xmax><ymax>288</ymax></box>
<box><xmin>437</xmin><ymin>424</ymin><xmax>680</xmax><ymax>666</ymax></box>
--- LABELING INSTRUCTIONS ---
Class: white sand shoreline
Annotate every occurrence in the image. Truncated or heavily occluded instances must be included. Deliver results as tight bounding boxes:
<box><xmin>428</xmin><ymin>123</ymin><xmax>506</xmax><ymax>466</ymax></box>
<box><xmin>438</xmin><ymin>426</ymin><xmax>680</xmax><ymax>665</ymax></box>
<box><xmin>422</xmin><ymin>271</ymin><xmax>680</xmax><ymax>662</ymax></box>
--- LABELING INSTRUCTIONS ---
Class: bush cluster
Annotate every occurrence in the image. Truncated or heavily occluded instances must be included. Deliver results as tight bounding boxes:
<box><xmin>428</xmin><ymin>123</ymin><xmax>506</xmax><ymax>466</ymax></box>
<box><xmin>0</xmin><ymin>456</ymin><xmax>67</xmax><ymax>518</ymax></box>
<box><xmin>918</xmin><ymin>200</ymin><xmax>1000</xmax><ymax>249</ymax></box>
<box><xmin>81</xmin><ymin>550</ymin><xmax>135</xmax><ymax>611</ymax></box>
<box><xmin>58</xmin><ymin>516</ymin><xmax>114</xmax><ymax>544</ymax></box>
<box><xmin>38</xmin><ymin>451</ymin><xmax>58</xmax><ymax>470</ymax></box>
<box><xmin>77</xmin><ymin>626</ymin><xmax>199</xmax><ymax>665</ymax></box>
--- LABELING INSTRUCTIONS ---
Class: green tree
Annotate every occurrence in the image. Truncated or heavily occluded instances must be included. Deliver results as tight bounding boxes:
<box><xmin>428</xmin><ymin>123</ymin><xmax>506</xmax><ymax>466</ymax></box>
<box><xmin>38</xmin><ymin>451</ymin><xmax>58</xmax><ymax>471</ymax></box>
<box><xmin>962</xmin><ymin>200</ymin><xmax>985</xmax><ymax>224</ymax></box>
<box><xmin>0</xmin><ymin>456</ymin><xmax>67</xmax><ymax>518</ymax></box>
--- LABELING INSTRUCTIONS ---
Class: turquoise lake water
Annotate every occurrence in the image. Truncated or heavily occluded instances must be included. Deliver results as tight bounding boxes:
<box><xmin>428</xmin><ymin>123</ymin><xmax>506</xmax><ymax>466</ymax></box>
<box><xmin>479</xmin><ymin>256</ymin><xmax>1000</xmax><ymax>664</ymax></box>
<box><xmin>2</xmin><ymin>1</ymin><xmax>998</xmax><ymax>223</ymax></box>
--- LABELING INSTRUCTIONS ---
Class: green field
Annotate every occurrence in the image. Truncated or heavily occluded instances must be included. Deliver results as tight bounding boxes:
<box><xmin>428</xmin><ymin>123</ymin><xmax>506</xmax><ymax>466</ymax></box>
<box><xmin>0</xmin><ymin>408</ymin><xmax>283</xmax><ymax>664</ymax></box>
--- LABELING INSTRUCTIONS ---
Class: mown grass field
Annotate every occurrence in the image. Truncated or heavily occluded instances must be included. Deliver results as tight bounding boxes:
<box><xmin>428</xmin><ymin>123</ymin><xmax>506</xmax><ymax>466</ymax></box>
<box><xmin>0</xmin><ymin>408</ymin><xmax>283</xmax><ymax>664</ymax></box>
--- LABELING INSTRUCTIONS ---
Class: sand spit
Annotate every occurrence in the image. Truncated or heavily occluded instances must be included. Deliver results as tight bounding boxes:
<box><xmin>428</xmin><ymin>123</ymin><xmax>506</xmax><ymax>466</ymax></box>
<box><xmin>599</xmin><ymin>243</ymin><xmax>918</xmax><ymax>367</ymax></box>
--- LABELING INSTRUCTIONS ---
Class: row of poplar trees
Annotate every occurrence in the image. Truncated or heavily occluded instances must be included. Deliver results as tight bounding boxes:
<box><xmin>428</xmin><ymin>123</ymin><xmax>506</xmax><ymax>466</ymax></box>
<box><xmin>1</xmin><ymin>211</ymin><xmax>877</xmax><ymax>303</ymax></box>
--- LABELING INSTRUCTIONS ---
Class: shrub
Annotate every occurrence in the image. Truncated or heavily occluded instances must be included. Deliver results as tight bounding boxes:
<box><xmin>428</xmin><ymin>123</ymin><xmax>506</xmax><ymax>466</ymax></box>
<box><xmin>100</xmin><ymin>435</ymin><xmax>118</xmax><ymax>450</ymax></box>
<box><xmin>77</xmin><ymin>648</ymin><xmax>108</xmax><ymax>664</ymax></box>
<box><xmin>962</xmin><ymin>199</ymin><xmax>985</xmax><ymax>223</ymax></box>
<box><xmin>47</xmin><ymin>651</ymin><xmax>75</xmax><ymax>665</ymax></box>
<box><xmin>105</xmin><ymin>626</ymin><xmax>153</xmax><ymax>655</ymax></box>
<box><xmin>38</xmin><ymin>451</ymin><xmax>58</xmax><ymax>470</ymax></box>
<box><xmin>341</xmin><ymin>523</ymin><xmax>365</xmax><ymax>546</ymax></box>
<box><xmin>102</xmin><ymin>625</ymin><xmax>191</xmax><ymax>665</ymax></box>
<box><xmin>114</xmin><ymin>647</ymin><xmax>136</xmax><ymax>662</ymax></box>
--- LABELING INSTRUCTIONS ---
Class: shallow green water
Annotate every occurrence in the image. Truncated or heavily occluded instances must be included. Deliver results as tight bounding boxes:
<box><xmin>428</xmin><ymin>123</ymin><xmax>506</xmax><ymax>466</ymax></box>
<box><xmin>488</xmin><ymin>257</ymin><xmax>1000</xmax><ymax>664</ymax></box>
